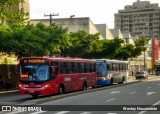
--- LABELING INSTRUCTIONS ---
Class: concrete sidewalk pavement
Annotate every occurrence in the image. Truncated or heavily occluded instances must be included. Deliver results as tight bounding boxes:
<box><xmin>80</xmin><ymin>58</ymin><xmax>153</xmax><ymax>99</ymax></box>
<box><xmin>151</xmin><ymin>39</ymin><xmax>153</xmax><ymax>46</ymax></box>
<box><xmin>127</xmin><ymin>74</ymin><xmax>160</xmax><ymax>83</ymax></box>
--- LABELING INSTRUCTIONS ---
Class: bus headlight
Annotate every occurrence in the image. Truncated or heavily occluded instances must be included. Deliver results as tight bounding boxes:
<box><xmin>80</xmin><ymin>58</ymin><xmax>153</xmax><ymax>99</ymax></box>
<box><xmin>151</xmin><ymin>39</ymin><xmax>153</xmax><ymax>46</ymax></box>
<box><xmin>18</xmin><ymin>84</ymin><xmax>23</xmax><ymax>88</ymax></box>
<box><xmin>18</xmin><ymin>84</ymin><xmax>28</xmax><ymax>88</ymax></box>
<box><xmin>41</xmin><ymin>84</ymin><xmax>49</xmax><ymax>89</ymax></box>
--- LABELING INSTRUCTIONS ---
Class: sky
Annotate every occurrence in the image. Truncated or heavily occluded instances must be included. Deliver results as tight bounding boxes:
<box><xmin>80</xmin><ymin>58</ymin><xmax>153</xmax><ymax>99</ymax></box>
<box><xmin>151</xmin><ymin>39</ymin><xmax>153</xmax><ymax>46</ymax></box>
<box><xmin>30</xmin><ymin>0</ymin><xmax>160</xmax><ymax>29</ymax></box>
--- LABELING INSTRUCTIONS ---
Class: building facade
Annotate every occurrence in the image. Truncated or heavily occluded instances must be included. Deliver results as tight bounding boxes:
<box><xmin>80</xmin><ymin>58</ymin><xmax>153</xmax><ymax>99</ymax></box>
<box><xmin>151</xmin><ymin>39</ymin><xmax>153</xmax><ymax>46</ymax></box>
<box><xmin>114</xmin><ymin>0</ymin><xmax>160</xmax><ymax>39</ymax></box>
<box><xmin>31</xmin><ymin>17</ymin><xmax>104</xmax><ymax>39</ymax></box>
<box><xmin>12</xmin><ymin>0</ymin><xmax>30</xmax><ymax>23</ymax></box>
<box><xmin>95</xmin><ymin>24</ymin><xmax>114</xmax><ymax>39</ymax></box>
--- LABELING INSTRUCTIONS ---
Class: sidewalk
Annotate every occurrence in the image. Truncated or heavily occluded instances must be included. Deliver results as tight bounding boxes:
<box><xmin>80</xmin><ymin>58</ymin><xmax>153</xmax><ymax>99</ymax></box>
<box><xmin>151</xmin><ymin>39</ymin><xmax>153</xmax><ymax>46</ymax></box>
<box><xmin>127</xmin><ymin>74</ymin><xmax>160</xmax><ymax>83</ymax></box>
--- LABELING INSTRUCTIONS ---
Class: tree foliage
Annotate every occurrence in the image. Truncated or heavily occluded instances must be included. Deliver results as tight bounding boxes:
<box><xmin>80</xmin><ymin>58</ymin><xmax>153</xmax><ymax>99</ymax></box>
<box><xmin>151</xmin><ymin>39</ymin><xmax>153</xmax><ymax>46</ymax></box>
<box><xmin>60</xmin><ymin>30</ymin><xmax>100</xmax><ymax>58</ymax></box>
<box><xmin>0</xmin><ymin>0</ymin><xmax>28</xmax><ymax>25</ymax></box>
<box><xmin>0</xmin><ymin>23</ymin><xmax>69</xmax><ymax>58</ymax></box>
<box><xmin>0</xmin><ymin>21</ymin><xmax>149</xmax><ymax>60</ymax></box>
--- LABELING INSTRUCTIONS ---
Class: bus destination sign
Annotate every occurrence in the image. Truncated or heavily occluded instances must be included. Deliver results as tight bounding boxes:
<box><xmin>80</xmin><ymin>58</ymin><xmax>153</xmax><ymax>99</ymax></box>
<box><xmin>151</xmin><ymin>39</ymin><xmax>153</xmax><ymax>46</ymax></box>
<box><xmin>23</xmin><ymin>59</ymin><xmax>46</xmax><ymax>63</ymax></box>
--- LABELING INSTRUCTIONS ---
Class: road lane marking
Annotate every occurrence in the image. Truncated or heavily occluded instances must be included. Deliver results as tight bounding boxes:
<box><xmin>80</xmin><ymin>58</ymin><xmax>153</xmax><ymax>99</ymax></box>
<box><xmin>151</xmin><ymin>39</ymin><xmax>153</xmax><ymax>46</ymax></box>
<box><xmin>106</xmin><ymin>98</ymin><xmax>116</xmax><ymax>102</ymax></box>
<box><xmin>30</xmin><ymin>111</ymin><xmax>47</xmax><ymax>114</ymax></box>
<box><xmin>110</xmin><ymin>91</ymin><xmax>120</xmax><ymax>94</ymax></box>
<box><xmin>146</xmin><ymin>92</ymin><xmax>156</xmax><ymax>96</ymax></box>
<box><xmin>153</xmin><ymin>100</ymin><xmax>160</xmax><ymax>105</ymax></box>
<box><xmin>138</xmin><ymin>100</ymin><xmax>160</xmax><ymax>114</ymax></box>
<box><xmin>107</xmin><ymin>113</ymin><xmax>117</xmax><ymax>114</ymax></box>
<box><xmin>129</xmin><ymin>91</ymin><xmax>136</xmax><ymax>94</ymax></box>
<box><xmin>146</xmin><ymin>87</ymin><xmax>152</xmax><ymax>89</ymax></box>
<box><xmin>21</xmin><ymin>100</ymin><xmax>38</xmax><ymax>105</ymax></box>
<box><xmin>54</xmin><ymin>111</ymin><xmax>70</xmax><ymax>114</ymax></box>
<box><xmin>80</xmin><ymin>112</ymin><xmax>92</xmax><ymax>114</ymax></box>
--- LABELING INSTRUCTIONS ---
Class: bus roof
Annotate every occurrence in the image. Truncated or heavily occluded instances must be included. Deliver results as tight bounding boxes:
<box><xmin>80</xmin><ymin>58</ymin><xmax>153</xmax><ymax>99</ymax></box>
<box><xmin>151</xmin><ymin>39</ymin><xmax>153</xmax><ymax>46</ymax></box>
<box><xmin>20</xmin><ymin>56</ymin><xmax>95</xmax><ymax>62</ymax></box>
<box><xmin>95</xmin><ymin>59</ymin><xmax>128</xmax><ymax>63</ymax></box>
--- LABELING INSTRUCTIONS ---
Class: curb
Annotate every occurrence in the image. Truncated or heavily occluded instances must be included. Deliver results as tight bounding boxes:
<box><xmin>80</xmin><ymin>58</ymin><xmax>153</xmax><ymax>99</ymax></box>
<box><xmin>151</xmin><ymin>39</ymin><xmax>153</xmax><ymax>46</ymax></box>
<box><xmin>0</xmin><ymin>90</ymin><xmax>18</xmax><ymax>95</ymax></box>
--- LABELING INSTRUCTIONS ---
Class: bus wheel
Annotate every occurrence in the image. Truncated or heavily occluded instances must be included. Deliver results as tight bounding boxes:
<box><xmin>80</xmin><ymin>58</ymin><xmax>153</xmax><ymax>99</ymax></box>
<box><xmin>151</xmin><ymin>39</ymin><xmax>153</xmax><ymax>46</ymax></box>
<box><xmin>32</xmin><ymin>95</ymin><xmax>38</xmax><ymax>99</ymax></box>
<box><xmin>59</xmin><ymin>85</ymin><xmax>64</xmax><ymax>94</ymax></box>
<box><xmin>121</xmin><ymin>77</ymin><xmax>125</xmax><ymax>83</ymax></box>
<box><xmin>82</xmin><ymin>82</ymin><xmax>87</xmax><ymax>91</ymax></box>
<box><xmin>110</xmin><ymin>78</ymin><xmax>113</xmax><ymax>85</ymax></box>
<box><xmin>118</xmin><ymin>77</ymin><xmax>125</xmax><ymax>84</ymax></box>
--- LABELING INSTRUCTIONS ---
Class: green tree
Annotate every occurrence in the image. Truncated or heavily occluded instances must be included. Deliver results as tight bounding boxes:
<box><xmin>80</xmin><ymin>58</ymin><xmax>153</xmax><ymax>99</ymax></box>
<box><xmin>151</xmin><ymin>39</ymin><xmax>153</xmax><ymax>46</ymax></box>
<box><xmin>0</xmin><ymin>25</ymin><xmax>13</xmax><ymax>54</ymax></box>
<box><xmin>134</xmin><ymin>37</ymin><xmax>149</xmax><ymax>51</ymax></box>
<box><xmin>11</xmin><ymin>23</ymin><xmax>69</xmax><ymax>58</ymax></box>
<box><xmin>99</xmin><ymin>38</ymin><xmax>124</xmax><ymax>59</ymax></box>
<box><xmin>114</xmin><ymin>44</ymin><xmax>135</xmax><ymax>60</ymax></box>
<box><xmin>61</xmin><ymin>30</ymin><xmax>100</xmax><ymax>58</ymax></box>
<box><xmin>0</xmin><ymin>0</ymin><xmax>28</xmax><ymax>25</ymax></box>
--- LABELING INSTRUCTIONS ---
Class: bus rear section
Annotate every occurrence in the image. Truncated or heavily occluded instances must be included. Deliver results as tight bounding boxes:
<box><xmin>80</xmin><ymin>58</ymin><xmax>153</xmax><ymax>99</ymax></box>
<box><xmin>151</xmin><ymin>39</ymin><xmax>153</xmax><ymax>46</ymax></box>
<box><xmin>18</xmin><ymin>57</ymin><xmax>96</xmax><ymax>98</ymax></box>
<box><xmin>95</xmin><ymin>59</ymin><xmax>128</xmax><ymax>86</ymax></box>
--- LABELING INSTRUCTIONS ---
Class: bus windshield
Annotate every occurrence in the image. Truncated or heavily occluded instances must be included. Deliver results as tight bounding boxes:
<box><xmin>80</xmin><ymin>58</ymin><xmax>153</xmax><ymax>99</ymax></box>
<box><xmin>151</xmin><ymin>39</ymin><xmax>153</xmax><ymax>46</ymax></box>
<box><xmin>20</xmin><ymin>64</ymin><xmax>49</xmax><ymax>81</ymax></box>
<box><xmin>96</xmin><ymin>62</ymin><xmax>107</xmax><ymax>77</ymax></box>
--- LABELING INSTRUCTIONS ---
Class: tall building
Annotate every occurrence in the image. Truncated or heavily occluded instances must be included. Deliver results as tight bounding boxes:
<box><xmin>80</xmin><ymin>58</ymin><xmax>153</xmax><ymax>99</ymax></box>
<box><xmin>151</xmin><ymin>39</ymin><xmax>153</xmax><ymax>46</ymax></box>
<box><xmin>10</xmin><ymin>0</ymin><xmax>30</xmax><ymax>24</ymax></box>
<box><xmin>114</xmin><ymin>0</ymin><xmax>160</xmax><ymax>39</ymax></box>
<box><xmin>17</xmin><ymin>0</ymin><xmax>30</xmax><ymax>22</ymax></box>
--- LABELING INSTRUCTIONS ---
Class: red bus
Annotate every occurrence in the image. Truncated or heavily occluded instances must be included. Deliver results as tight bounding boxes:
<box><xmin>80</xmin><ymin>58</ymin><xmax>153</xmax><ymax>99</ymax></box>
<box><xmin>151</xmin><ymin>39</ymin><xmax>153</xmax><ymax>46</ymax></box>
<box><xmin>18</xmin><ymin>57</ymin><xmax>96</xmax><ymax>98</ymax></box>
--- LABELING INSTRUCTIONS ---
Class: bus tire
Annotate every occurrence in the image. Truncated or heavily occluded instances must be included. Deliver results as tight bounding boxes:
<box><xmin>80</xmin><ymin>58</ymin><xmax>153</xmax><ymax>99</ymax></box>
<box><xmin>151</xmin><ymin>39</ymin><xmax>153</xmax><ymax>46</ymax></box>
<box><xmin>59</xmin><ymin>85</ymin><xmax>64</xmax><ymax>94</ymax></box>
<box><xmin>82</xmin><ymin>82</ymin><xmax>87</xmax><ymax>91</ymax></box>
<box><xmin>122</xmin><ymin>77</ymin><xmax>125</xmax><ymax>83</ymax></box>
<box><xmin>32</xmin><ymin>95</ymin><xmax>38</xmax><ymax>99</ymax></box>
<box><xmin>118</xmin><ymin>77</ymin><xmax>125</xmax><ymax>84</ymax></box>
<box><xmin>110</xmin><ymin>78</ymin><xmax>113</xmax><ymax>85</ymax></box>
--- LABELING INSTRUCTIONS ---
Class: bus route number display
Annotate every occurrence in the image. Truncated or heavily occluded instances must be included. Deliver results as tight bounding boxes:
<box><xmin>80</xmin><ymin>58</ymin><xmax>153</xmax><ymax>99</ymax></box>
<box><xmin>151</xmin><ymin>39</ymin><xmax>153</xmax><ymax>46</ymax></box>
<box><xmin>23</xmin><ymin>59</ymin><xmax>45</xmax><ymax>63</ymax></box>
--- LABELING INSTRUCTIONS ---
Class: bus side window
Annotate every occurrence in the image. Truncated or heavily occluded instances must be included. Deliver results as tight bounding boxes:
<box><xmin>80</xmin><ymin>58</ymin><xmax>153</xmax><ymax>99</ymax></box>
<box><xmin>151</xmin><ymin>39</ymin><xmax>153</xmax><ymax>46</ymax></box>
<box><xmin>73</xmin><ymin>63</ymin><xmax>79</xmax><ymax>73</ymax></box>
<box><xmin>113</xmin><ymin>63</ymin><xmax>116</xmax><ymax>71</ymax></box>
<box><xmin>60</xmin><ymin>62</ymin><xmax>66</xmax><ymax>74</ymax></box>
<box><xmin>109</xmin><ymin>63</ymin><xmax>112</xmax><ymax>71</ymax></box>
<box><xmin>79</xmin><ymin>63</ymin><xmax>84</xmax><ymax>73</ymax></box>
<box><xmin>66</xmin><ymin>62</ymin><xmax>73</xmax><ymax>74</ymax></box>
<box><xmin>118</xmin><ymin>63</ymin><xmax>121</xmax><ymax>71</ymax></box>
<box><xmin>107</xmin><ymin>63</ymin><xmax>110</xmax><ymax>71</ymax></box>
<box><xmin>87</xmin><ymin>63</ymin><xmax>91</xmax><ymax>73</ymax></box>
<box><xmin>91</xmin><ymin>63</ymin><xmax>95</xmax><ymax>72</ymax></box>
<box><xmin>50</xmin><ymin>62</ymin><xmax>58</xmax><ymax>79</ymax></box>
<box><xmin>123</xmin><ymin>64</ymin><xmax>126</xmax><ymax>70</ymax></box>
<box><xmin>84</xmin><ymin>63</ymin><xmax>87</xmax><ymax>73</ymax></box>
<box><xmin>111</xmin><ymin>63</ymin><xmax>114</xmax><ymax>71</ymax></box>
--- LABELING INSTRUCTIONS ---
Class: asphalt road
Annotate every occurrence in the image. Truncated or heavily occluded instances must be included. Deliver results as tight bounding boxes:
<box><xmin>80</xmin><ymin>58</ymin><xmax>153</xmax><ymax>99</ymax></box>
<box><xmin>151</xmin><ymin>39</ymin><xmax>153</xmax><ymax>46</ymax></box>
<box><xmin>0</xmin><ymin>76</ymin><xmax>160</xmax><ymax>114</ymax></box>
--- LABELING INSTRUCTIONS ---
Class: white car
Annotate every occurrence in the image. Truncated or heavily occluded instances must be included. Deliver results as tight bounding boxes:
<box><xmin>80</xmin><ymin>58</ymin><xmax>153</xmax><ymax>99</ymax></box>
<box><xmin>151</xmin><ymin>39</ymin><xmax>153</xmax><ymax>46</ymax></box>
<box><xmin>135</xmin><ymin>71</ymin><xmax>148</xmax><ymax>79</ymax></box>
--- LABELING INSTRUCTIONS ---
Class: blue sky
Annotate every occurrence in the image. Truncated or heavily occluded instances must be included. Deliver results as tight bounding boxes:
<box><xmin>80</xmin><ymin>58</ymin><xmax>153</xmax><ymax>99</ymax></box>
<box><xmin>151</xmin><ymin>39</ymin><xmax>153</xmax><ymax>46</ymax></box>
<box><xmin>30</xmin><ymin>0</ymin><xmax>160</xmax><ymax>29</ymax></box>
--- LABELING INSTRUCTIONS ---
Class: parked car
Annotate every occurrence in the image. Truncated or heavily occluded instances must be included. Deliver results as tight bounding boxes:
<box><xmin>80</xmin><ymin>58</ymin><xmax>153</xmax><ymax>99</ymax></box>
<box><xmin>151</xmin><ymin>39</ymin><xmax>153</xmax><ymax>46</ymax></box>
<box><xmin>135</xmin><ymin>71</ymin><xmax>148</xmax><ymax>79</ymax></box>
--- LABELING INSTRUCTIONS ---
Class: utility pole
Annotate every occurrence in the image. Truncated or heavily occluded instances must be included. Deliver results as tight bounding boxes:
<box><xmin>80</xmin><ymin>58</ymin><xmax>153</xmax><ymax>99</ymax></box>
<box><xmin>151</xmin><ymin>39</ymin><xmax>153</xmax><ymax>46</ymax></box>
<box><xmin>44</xmin><ymin>13</ymin><xmax>59</xmax><ymax>25</ymax></box>
<box><xmin>144</xmin><ymin>51</ymin><xmax>146</xmax><ymax>71</ymax></box>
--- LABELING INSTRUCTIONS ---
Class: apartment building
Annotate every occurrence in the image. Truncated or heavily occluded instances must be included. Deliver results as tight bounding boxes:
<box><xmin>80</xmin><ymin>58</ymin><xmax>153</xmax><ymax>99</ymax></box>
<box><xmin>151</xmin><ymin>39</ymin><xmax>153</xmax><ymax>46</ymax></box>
<box><xmin>114</xmin><ymin>0</ymin><xmax>160</xmax><ymax>39</ymax></box>
<box><xmin>16</xmin><ymin>0</ymin><xmax>30</xmax><ymax>22</ymax></box>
